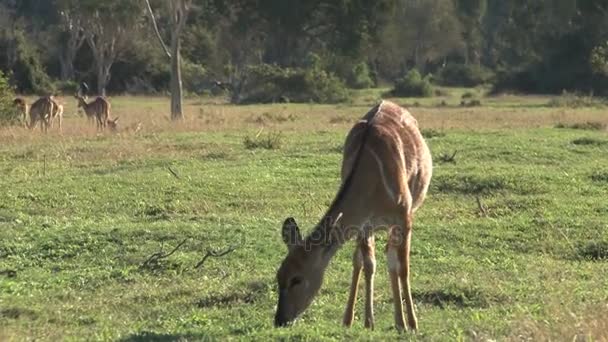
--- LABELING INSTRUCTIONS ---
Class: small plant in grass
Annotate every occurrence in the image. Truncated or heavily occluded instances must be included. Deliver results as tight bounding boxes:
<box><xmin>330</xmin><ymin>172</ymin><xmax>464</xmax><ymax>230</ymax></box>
<box><xmin>591</xmin><ymin>170</ymin><xmax>608</xmax><ymax>183</ymax></box>
<box><xmin>461</xmin><ymin>91</ymin><xmax>476</xmax><ymax>99</ymax></box>
<box><xmin>577</xmin><ymin>241</ymin><xmax>608</xmax><ymax>261</ymax></box>
<box><xmin>571</xmin><ymin>137</ymin><xmax>607</xmax><ymax>146</ymax></box>
<box><xmin>421</xmin><ymin>128</ymin><xmax>446</xmax><ymax>139</ymax></box>
<box><xmin>555</xmin><ymin>121</ymin><xmax>606</xmax><ymax>130</ymax></box>
<box><xmin>243</xmin><ymin>131</ymin><xmax>283</xmax><ymax>150</ymax></box>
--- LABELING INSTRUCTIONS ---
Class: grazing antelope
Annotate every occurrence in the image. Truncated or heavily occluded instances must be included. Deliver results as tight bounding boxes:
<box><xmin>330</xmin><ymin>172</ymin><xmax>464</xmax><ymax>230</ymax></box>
<box><xmin>13</xmin><ymin>98</ymin><xmax>28</xmax><ymax>124</ymax></box>
<box><xmin>274</xmin><ymin>100</ymin><xmax>432</xmax><ymax>332</ymax></box>
<box><xmin>74</xmin><ymin>95</ymin><xmax>111</xmax><ymax>130</ymax></box>
<box><xmin>28</xmin><ymin>97</ymin><xmax>55</xmax><ymax>132</ymax></box>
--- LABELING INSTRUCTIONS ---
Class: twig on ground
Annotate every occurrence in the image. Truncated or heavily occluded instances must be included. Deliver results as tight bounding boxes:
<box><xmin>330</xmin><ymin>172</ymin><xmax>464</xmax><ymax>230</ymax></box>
<box><xmin>141</xmin><ymin>238</ymin><xmax>189</xmax><ymax>269</ymax></box>
<box><xmin>168</xmin><ymin>166</ymin><xmax>181</xmax><ymax>179</ymax></box>
<box><xmin>195</xmin><ymin>245</ymin><xmax>238</xmax><ymax>269</ymax></box>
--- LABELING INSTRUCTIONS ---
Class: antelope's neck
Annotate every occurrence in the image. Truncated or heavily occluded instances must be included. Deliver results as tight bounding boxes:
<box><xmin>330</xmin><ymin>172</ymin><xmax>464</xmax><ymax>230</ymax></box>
<box><xmin>303</xmin><ymin>204</ymin><xmax>361</xmax><ymax>262</ymax></box>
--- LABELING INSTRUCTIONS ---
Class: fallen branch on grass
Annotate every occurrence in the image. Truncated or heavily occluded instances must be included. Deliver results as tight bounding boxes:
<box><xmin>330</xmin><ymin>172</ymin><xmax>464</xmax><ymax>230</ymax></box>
<box><xmin>168</xmin><ymin>166</ymin><xmax>181</xmax><ymax>179</ymax></box>
<box><xmin>195</xmin><ymin>246</ymin><xmax>238</xmax><ymax>269</ymax></box>
<box><xmin>141</xmin><ymin>238</ymin><xmax>189</xmax><ymax>269</ymax></box>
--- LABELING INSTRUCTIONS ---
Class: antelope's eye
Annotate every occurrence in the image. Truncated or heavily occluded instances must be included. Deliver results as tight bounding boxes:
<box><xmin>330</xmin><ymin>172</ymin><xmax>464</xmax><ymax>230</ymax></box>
<box><xmin>289</xmin><ymin>276</ymin><xmax>302</xmax><ymax>288</ymax></box>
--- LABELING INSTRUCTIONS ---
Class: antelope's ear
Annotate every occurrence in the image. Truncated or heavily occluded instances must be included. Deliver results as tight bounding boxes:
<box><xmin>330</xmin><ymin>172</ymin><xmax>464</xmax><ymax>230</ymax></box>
<box><xmin>281</xmin><ymin>217</ymin><xmax>302</xmax><ymax>250</ymax></box>
<box><xmin>112</xmin><ymin>117</ymin><xmax>119</xmax><ymax>123</ymax></box>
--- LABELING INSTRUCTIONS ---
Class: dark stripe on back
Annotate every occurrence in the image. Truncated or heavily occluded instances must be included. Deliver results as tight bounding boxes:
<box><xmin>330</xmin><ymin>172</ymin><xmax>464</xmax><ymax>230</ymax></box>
<box><xmin>311</xmin><ymin>102</ymin><xmax>382</xmax><ymax>243</ymax></box>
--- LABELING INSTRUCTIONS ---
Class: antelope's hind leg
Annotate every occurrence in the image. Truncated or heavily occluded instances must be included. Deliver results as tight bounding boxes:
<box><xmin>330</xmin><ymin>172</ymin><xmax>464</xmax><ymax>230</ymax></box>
<box><xmin>399</xmin><ymin>213</ymin><xmax>418</xmax><ymax>330</ymax></box>
<box><xmin>361</xmin><ymin>234</ymin><xmax>376</xmax><ymax>329</ymax></box>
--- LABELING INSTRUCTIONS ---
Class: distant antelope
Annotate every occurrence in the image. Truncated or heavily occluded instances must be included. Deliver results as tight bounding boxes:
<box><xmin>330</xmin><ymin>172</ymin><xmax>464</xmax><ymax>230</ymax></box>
<box><xmin>74</xmin><ymin>94</ymin><xmax>111</xmax><ymax>130</ymax></box>
<box><xmin>28</xmin><ymin>97</ymin><xmax>55</xmax><ymax>132</ymax></box>
<box><xmin>274</xmin><ymin>101</ymin><xmax>432</xmax><ymax>331</ymax></box>
<box><xmin>13</xmin><ymin>98</ymin><xmax>28</xmax><ymax>125</ymax></box>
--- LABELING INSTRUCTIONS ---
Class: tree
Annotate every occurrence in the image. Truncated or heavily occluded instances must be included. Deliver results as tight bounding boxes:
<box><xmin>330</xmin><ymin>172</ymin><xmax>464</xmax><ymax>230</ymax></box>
<box><xmin>79</xmin><ymin>1</ymin><xmax>143</xmax><ymax>96</ymax></box>
<box><xmin>55</xmin><ymin>0</ymin><xmax>86</xmax><ymax>81</ymax></box>
<box><xmin>145</xmin><ymin>0</ymin><xmax>191</xmax><ymax>121</ymax></box>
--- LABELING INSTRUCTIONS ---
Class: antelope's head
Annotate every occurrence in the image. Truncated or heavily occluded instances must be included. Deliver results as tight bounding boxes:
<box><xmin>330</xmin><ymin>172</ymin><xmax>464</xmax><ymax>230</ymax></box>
<box><xmin>274</xmin><ymin>217</ymin><xmax>327</xmax><ymax>327</ymax></box>
<box><xmin>74</xmin><ymin>94</ymin><xmax>87</xmax><ymax>108</ymax></box>
<box><xmin>107</xmin><ymin>117</ymin><xmax>119</xmax><ymax>131</ymax></box>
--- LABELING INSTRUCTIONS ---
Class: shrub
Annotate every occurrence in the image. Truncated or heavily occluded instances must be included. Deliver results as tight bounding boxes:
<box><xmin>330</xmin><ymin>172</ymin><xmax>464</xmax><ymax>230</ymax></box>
<box><xmin>438</xmin><ymin>64</ymin><xmax>494</xmax><ymax>87</ymax></box>
<box><xmin>54</xmin><ymin>80</ymin><xmax>79</xmax><ymax>95</ymax></box>
<box><xmin>389</xmin><ymin>70</ymin><xmax>434</xmax><ymax>97</ymax></box>
<box><xmin>547</xmin><ymin>91</ymin><xmax>605</xmax><ymax>108</ymax></box>
<box><xmin>243</xmin><ymin>131</ymin><xmax>283</xmax><ymax>150</ymax></box>
<box><xmin>347</xmin><ymin>62</ymin><xmax>374</xmax><ymax>89</ymax></box>
<box><xmin>0</xmin><ymin>70</ymin><xmax>20</xmax><ymax>126</ymax></box>
<box><xmin>4</xmin><ymin>29</ymin><xmax>54</xmax><ymax>94</ymax></box>
<box><xmin>182</xmin><ymin>62</ymin><xmax>207</xmax><ymax>95</ymax></box>
<box><xmin>234</xmin><ymin>63</ymin><xmax>349</xmax><ymax>104</ymax></box>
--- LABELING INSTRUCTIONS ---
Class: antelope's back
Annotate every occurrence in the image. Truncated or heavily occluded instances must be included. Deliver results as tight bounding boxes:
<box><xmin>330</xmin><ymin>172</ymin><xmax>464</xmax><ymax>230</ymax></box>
<box><xmin>362</xmin><ymin>101</ymin><xmax>432</xmax><ymax>209</ymax></box>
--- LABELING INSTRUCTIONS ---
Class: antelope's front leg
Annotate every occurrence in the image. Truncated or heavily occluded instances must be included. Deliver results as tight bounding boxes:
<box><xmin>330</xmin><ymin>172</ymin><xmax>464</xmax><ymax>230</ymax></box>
<box><xmin>343</xmin><ymin>241</ymin><xmax>363</xmax><ymax>327</ymax></box>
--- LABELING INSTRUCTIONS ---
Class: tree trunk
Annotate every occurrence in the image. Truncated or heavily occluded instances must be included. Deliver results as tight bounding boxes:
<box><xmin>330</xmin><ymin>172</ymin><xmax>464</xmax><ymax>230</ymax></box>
<box><xmin>97</xmin><ymin>62</ymin><xmax>107</xmax><ymax>97</ymax></box>
<box><xmin>59</xmin><ymin>53</ymin><xmax>76</xmax><ymax>81</ymax></box>
<box><xmin>170</xmin><ymin>34</ymin><xmax>183</xmax><ymax>121</ymax></box>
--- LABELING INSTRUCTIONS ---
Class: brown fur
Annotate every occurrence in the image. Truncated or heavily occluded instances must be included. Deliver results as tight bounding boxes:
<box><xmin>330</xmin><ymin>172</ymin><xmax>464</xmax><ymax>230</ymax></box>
<box><xmin>274</xmin><ymin>100</ymin><xmax>432</xmax><ymax>331</ymax></box>
<box><xmin>28</xmin><ymin>97</ymin><xmax>55</xmax><ymax>132</ymax></box>
<box><xmin>75</xmin><ymin>95</ymin><xmax>111</xmax><ymax>130</ymax></box>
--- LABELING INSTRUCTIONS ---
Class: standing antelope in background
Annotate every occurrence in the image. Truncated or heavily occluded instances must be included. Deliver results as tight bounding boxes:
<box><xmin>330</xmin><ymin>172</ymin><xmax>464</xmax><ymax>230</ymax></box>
<box><xmin>74</xmin><ymin>94</ymin><xmax>112</xmax><ymax>130</ymax></box>
<box><xmin>28</xmin><ymin>97</ymin><xmax>55</xmax><ymax>132</ymax></box>
<box><xmin>274</xmin><ymin>100</ymin><xmax>432</xmax><ymax>332</ymax></box>
<box><xmin>13</xmin><ymin>98</ymin><xmax>28</xmax><ymax>125</ymax></box>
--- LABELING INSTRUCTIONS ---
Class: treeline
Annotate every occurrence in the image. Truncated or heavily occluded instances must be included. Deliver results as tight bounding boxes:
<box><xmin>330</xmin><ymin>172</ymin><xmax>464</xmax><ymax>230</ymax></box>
<box><xmin>1</xmin><ymin>0</ymin><xmax>608</xmax><ymax>101</ymax></box>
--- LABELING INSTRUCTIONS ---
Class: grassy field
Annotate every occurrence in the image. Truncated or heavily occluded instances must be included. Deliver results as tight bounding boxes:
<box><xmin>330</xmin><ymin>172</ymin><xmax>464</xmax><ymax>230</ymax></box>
<box><xmin>1</xmin><ymin>90</ymin><xmax>607</xmax><ymax>341</ymax></box>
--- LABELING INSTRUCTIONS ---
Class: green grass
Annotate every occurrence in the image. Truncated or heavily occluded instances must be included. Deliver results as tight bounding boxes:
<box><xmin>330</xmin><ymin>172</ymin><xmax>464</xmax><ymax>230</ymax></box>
<box><xmin>1</xmin><ymin>92</ymin><xmax>608</xmax><ymax>341</ymax></box>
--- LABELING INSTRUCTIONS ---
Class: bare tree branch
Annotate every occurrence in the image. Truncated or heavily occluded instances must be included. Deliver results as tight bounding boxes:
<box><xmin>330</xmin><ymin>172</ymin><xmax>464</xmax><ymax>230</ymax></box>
<box><xmin>144</xmin><ymin>0</ymin><xmax>171</xmax><ymax>59</ymax></box>
<box><xmin>141</xmin><ymin>238</ymin><xmax>189</xmax><ymax>269</ymax></box>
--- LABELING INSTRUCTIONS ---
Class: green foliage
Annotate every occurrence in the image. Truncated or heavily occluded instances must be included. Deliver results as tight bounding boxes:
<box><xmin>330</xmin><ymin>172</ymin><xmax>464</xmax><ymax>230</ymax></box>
<box><xmin>438</xmin><ymin>64</ymin><xmax>494</xmax><ymax>87</ymax></box>
<box><xmin>54</xmin><ymin>80</ymin><xmax>79</xmax><ymax>95</ymax></box>
<box><xmin>346</xmin><ymin>62</ymin><xmax>374</xmax><ymax>89</ymax></box>
<box><xmin>0</xmin><ymin>70</ymin><xmax>19</xmax><ymax>126</ymax></box>
<box><xmin>236</xmin><ymin>63</ymin><xmax>349</xmax><ymax>104</ymax></box>
<box><xmin>182</xmin><ymin>62</ymin><xmax>207</xmax><ymax>95</ymax></box>
<box><xmin>590</xmin><ymin>41</ymin><xmax>608</xmax><ymax>76</ymax></box>
<box><xmin>389</xmin><ymin>70</ymin><xmax>434</xmax><ymax>97</ymax></box>
<box><xmin>2</xmin><ymin>29</ymin><xmax>54</xmax><ymax>94</ymax></box>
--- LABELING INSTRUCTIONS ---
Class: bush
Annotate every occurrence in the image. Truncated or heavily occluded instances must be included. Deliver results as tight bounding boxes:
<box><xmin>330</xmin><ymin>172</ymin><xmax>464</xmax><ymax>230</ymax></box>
<box><xmin>182</xmin><ymin>62</ymin><xmax>207</xmax><ymax>95</ymax></box>
<box><xmin>389</xmin><ymin>70</ymin><xmax>434</xmax><ymax>97</ymax></box>
<box><xmin>3</xmin><ymin>29</ymin><xmax>54</xmax><ymax>94</ymax></box>
<box><xmin>0</xmin><ymin>70</ymin><xmax>20</xmax><ymax>126</ymax></box>
<box><xmin>234</xmin><ymin>63</ymin><xmax>349</xmax><ymax>104</ymax></box>
<box><xmin>438</xmin><ymin>64</ymin><xmax>494</xmax><ymax>87</ymax></box>
<box><xmin>347</xmin><ymin>62</ymin><xmax>374</xmax><ymax>89</ymax></box>
<box><xmin>54</xmin><ymin>80</ymin><xmax>79</xmax><ymax>95</ymax></box>
<box><xmin>547</xmin><ymin>91</ymin><xmax>605</xmax><ymax>108</ymax></box>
